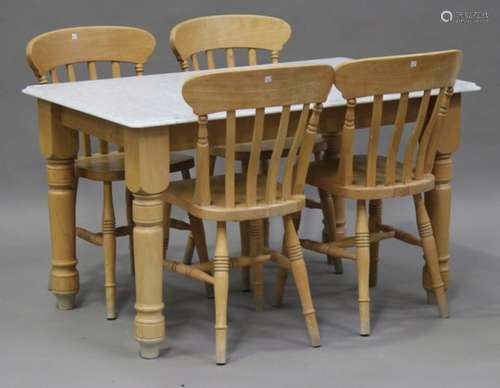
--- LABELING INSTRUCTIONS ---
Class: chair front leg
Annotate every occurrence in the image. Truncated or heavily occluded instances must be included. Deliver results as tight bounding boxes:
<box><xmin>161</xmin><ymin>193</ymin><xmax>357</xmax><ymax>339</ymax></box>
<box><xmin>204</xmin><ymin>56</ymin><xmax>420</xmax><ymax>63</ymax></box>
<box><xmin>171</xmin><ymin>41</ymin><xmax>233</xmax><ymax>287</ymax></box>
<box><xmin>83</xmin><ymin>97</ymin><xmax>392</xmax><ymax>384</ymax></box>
<box><xmin>189</xmin><ymin>214</ymin><xmax>214</xmax><ymax>298</ymax></box>
<box><xmin>249</xmin><ymin>219</ymin><xmax>265</xmax><ymax>311</ymax></box>
<box><xmin>102</xmin><ymin>181</ymin><xmax>117</xmax><ymax>320</ymax></box>
<box><xmin>284</xmin><ymin>214</ymin><xmax>320</xmax><ymax>347</ymax></box>
<box><xmin>414</xmin><ymin>194</ymin><xmax>449</xmax><ymax>318</ymax></box>
<box><xmin>214</xmin><ymin>221</ymin><xmax>230</xmax><ymax>365</ymax></box>
<box><xmin>356</xmin><ymin>200</ymin><xmax>371</xmax><ymax>336</ymax></box>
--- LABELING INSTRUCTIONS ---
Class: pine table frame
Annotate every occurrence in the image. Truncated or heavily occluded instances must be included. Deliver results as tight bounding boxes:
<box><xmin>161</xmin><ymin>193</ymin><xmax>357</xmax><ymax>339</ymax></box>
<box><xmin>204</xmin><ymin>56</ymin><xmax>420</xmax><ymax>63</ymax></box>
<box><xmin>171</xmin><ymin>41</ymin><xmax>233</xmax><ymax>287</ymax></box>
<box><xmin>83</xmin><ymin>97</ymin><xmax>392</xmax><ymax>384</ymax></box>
<box><xmin>24</xmin><ymin>57</ymin><xmax>479</xmax><ymax>358</ymax></box>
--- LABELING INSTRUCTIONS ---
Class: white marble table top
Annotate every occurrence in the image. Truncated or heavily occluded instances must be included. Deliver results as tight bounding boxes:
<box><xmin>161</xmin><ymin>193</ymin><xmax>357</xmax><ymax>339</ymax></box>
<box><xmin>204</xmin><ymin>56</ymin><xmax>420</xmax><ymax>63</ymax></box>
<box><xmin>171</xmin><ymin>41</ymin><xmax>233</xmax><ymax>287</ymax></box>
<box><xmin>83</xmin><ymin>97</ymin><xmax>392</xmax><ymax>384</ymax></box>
<box><xmin>23</xmin><ymin>57</ymin><xmax>481</xmax><ymax>129</ymax></box>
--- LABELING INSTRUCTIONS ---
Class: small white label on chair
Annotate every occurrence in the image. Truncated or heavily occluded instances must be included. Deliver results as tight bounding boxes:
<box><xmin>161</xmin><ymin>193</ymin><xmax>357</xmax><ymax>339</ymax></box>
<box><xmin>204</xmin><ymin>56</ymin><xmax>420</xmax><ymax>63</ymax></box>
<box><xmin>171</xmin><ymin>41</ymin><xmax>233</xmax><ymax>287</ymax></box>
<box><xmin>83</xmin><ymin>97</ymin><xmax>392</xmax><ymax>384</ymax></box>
<box><xmin>71</xmin><ymin>33</ymin><xmax>78</xmax><ymax>40</ymax></box>
<box><xmin>264</xmin><ymin>75</ymin><xmax>272</xmax><ymax>83</ymax></box>
<box><xmin>410</xmin><ymin>60</ymin><xmax>417</xmax><ymax>68</ymax></box>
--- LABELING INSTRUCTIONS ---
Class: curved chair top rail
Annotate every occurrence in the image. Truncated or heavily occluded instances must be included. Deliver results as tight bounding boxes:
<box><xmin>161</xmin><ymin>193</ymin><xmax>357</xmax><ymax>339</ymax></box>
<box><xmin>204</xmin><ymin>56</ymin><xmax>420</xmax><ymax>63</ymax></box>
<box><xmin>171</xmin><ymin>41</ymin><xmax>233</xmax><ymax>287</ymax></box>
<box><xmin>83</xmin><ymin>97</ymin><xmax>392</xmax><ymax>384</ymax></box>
<box><xmin>335</xmin><ymin>49</ymin><xmax>462</xmax><ymax>98</ymax></box>
<box><xmin>170</xmin><ymin>15</ymin><xmax>291</xmax><ymax>69</ymax></box>
<box><xmin>27</xmin><ymin>25</ymin><xmax>156</xmax><ymax>79</ymax></box>
<box><xmin>182</xmin><ymin>63</ymin><xmax>334</xmax><ymax>115</ymax></box>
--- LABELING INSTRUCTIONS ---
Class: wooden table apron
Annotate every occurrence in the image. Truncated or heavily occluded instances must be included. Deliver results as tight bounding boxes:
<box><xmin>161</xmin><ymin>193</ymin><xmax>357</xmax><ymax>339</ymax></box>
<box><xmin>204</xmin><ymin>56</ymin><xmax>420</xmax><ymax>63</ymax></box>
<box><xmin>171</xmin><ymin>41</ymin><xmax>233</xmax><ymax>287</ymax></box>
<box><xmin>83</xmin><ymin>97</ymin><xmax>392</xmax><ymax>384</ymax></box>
<box><xmin>38</xmin><ymin>91</ymin><xmax>461</xmax><ymax>352</ymax></box>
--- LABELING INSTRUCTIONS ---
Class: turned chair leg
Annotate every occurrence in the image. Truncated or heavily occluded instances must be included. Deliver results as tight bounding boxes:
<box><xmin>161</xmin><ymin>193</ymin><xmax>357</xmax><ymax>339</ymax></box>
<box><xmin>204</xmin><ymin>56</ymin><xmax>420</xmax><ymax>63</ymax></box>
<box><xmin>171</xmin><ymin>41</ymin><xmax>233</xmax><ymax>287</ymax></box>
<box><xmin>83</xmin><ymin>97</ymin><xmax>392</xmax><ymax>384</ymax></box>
<box><xmin>163</xmin><ymin>202</ymin><xmax>172</xmax><ymax>258</ymax></box>
<box><xmin>283</xmin><ymin>214</ymin><xmax>321</xmax><ymax>347</ymax></box>
<box><xmin>209</xmin><ymin>155</ymin><xmax>217</xmax><ymax>176</ymax></box>
<box><xmin>368</xmin><ymin>199</ymin><xmax>382</xmax><ymax>287</ymax></box>
<box><xmin>182</xmin><ymin>233</ymin><xmax>195</xmax><ymax>265</ymax></box>
<box><xmin>189</xmin><ymin>214</ymin><xmax>214</xmax><ymax>298</ymax></box>
<box><xmin>214</xmin><ymin>221</ymin><xmax>230</xmax><ymax>365</ymax></box>
<box><xmin>356</xmin><ymin>200</ymin><xmax>371</xmax><ymax>336</ymax></box>
<box><xmin>102</xmin><ymin>181</ymin><xmax>117</xmax><ymax>320</ymax></box>
<box><xmin>239</xmin><ymin>221</ymin><xmax>251</xmax><ymax>291</ymax></box>
<box><xmin>238</xmin><ymin>160</ymin><xmax>251</xmax><ymax>291</ymax></box>
<box><xmin>180</xmin><ymin>169</ymin><xmax>196</xmax><ymax>266</ymax></box>
<box><xmin>273</xmin><ymin>212</ymin><xmax>301</xmax><ymax>307</ymax></box>
<box><xmin>413</xmin><ymin>194</ymin><xmax>449</xmax><ymax>318</ymax></box>
<box><xmin>273</xmin><ymin>266</ymin><xmax>288</xmax><ymax>307</ymax></box>
<box><xmin>318</xmin><ymin>189</ymin><xmax>343</xmax><ymax>274</ymax></box>
<box><xmin>249</xmin><ymin>219</ymin><xmax>265</xmax><ymax>311</ymax></box>
<box><xmin>273</xmin><ymin>217</ymin><xmax>291</xmax><ymax>307</ymax></box>
<box><xmin>126</xmin><ymin>187</ymin><xmax>135</xmax><ymax>275</ymax></box>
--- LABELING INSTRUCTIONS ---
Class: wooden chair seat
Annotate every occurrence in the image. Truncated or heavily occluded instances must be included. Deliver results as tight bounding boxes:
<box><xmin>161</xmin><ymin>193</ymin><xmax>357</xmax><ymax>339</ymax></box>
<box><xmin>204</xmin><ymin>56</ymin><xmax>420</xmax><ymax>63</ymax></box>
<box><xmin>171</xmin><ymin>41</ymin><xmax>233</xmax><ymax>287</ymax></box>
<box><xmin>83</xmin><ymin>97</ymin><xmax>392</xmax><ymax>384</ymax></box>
<box><xmin>211</xmin><ymin>135</ymin><xmax>326</xmax><ymax>161</ymax></box>
<box><xmin>75</xmin><ymin>151</ymin><xmax>194</xmax><ymax>181</ymax></box>
<box><xmin>307</xmin><ymin>155</ymin><xmax>435</xmax><ymax>200</ymax></box>
<box><xmin>163</xmin><ymin>174</ymin><xmax>305</xmax><ymax>221</ymax></box>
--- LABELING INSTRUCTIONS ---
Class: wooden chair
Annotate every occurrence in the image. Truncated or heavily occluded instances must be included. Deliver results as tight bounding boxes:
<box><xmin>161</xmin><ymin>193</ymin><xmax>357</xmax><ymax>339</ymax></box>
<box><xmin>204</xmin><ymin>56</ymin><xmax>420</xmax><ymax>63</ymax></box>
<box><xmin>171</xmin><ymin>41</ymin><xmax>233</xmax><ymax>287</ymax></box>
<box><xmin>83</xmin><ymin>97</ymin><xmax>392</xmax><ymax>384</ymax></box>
<box><xmin>26</xmin><ymin>26</ymin><xmax>197</xmax><ymax>319</ymax></box>
<box><xmin>162</xmin><ymin>64</ymin><xmax>334</xmax><ymax>364</ymax></box>
<box><xmin>169</xmin><ymin>14</ymin><xmax>330</xmax><ymax>294</ymax></box>
<box><xmin>297</xmin><ymin>50</ymin><xmax>463</xmax><ymax>335</ymax></box>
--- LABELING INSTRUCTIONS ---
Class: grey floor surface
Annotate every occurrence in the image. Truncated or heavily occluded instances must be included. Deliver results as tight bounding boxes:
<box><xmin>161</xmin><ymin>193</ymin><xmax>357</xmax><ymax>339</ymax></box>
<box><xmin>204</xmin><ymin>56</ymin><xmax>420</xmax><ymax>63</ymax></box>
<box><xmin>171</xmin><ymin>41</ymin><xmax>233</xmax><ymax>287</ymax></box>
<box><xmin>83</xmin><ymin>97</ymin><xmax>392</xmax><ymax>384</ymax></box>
<box><xmin>1</xmin><ymin>178</ymin><xmax>500</xmax><ymax>388</ymax></box>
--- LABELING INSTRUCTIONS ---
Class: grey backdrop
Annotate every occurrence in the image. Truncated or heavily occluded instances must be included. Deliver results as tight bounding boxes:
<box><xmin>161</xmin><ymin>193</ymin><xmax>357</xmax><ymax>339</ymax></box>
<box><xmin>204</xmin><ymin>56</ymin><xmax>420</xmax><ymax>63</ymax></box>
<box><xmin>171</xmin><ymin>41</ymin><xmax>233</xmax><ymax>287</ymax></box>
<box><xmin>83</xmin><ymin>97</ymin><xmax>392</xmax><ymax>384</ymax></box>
<box><xmin>1</xmin><ymin>1</ymin><xmax>499</xmax><ymax>387</ymax></box>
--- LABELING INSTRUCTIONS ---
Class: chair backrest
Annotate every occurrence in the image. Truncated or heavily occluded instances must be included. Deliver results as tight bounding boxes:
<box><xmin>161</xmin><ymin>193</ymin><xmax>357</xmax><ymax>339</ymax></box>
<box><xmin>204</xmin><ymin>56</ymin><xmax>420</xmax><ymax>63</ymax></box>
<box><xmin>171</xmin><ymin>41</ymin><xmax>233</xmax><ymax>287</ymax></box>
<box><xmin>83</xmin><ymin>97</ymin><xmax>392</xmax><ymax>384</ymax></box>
<box><xmin>170</xmin><ymin>15</ymin><xmax>291</xmax><ymax>71</ymax></box>
<box><xmin>26</xmin><ymin>26</ymin><xmax>156</xmax><ymax>156</ymax></box>
<box><xmin>334</xmin><ymin>50</ymin><xmax>462</xmax><ymax>187</ymax></box>
<box><xmin>182</xmin><ymin>64</ymin><xmax>334</xmax><ymax>208</ymax></box>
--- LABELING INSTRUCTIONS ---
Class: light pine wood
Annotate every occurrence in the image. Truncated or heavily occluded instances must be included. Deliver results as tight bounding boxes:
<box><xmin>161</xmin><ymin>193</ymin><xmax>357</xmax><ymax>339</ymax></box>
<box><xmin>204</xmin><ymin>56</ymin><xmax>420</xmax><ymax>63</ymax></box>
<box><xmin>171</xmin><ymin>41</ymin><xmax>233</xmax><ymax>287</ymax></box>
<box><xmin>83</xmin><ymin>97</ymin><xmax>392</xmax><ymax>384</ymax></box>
<box><xmin>28</xmin><ymin>54</ymin><xmax>472</xmax><ymax>358</ymax></box>
<box><xmin>126</xmin><ymin>188</ymin><xmax>135</xmax><ymax>274</ymax></box>
<box><xmin>368</xmin><ymin>199</ymin><xmax>382</xmax><ymax>287</ymax></box>
<box><xmin>168</xmin><ymin>64</ymin><xmax>334</xmax><ymax>221</ymax></box>
<box><xmin>124</xmin><ymin>127</ymin><xmax>171</xmax><ymax>359</ymax></box>
<box><xmin>38</xmin><ymin>100</ymin><xmax>79</xmax><ymax>309</ymax></box>
<box><xmin>249</xmin><ymin>219</ymin><xmax>265</xmax><ymax>310</ymax></box>
<box><xmin>160</xmin><ymin>64</ymin><xmax>332</xmax><ymax>363</ymax></box>
<box><xmin>283</xmin><ymin>215</ymin><xmax>320</xmax><ymax>346</ymax></box>
<box><xmin>169</xmin><ymin>15</ymin><xmax>291</xmax><ymax>70</ymax></box>
<box><xmin>27</xmin><ymin>26</ymin><xmax>196</xmax><ymax>318</ymax></box>
<box><xmin>356</xmin><ymin>200</ymin><xmax>371</xmax><ymax>335</ymax></box>
<box><xmin>413</xmin><ymin>194</ymin><xmax>449</xmax><ymax>316</ymax></box>
<box><xmin>170</xmin><ymin>15</ymin><xmax>325</xmax><ymax>267</ymax></box>
<box><xmin>304</xmin><ymin>50</ymin><xmax>462</xmax><ymax>334</ymax></box>
<box><xmin>102</xmin><ymin>181</ymin><xmax>117</xmax><ymax>319</ymax></box>
<box><xmin>214</xmin><ymin>221</ymin><xmax>230</xmax><ymax>364</ymax></box>
<box><xmin>424</xmin><ymin>150</ymin><xmax>454</xmax><ymax>302</ymax></box>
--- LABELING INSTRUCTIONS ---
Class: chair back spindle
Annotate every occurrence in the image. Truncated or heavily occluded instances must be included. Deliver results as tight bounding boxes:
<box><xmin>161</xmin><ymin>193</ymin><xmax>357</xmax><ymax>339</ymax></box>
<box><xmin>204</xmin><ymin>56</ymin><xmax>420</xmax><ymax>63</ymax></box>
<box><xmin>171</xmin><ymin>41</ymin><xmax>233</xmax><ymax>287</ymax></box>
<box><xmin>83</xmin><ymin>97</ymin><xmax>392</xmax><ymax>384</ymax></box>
<box><xmin>182</xmin><ymin>64</ymin><xmax>334</xmax><ymax>209</ymax></box>
<box><xmin>334</xmin><ymin>50</ymin><xmax>462</xmax><ymax>188</ymax></box>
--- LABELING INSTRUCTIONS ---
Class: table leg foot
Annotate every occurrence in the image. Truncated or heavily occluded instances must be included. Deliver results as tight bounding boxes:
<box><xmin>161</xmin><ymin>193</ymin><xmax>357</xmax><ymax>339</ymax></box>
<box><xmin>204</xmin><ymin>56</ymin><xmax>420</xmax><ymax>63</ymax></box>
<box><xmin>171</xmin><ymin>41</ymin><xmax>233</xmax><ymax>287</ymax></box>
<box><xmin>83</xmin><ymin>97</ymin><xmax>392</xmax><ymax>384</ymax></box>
<box><xmin>56</xmin><ymin>293</ymin><xmax>76</xmax><ymax>310</ymax></box>
<box><xmin>139</xmin><ymin>342</ymin><xmax>161</xmax><ymax>359</ymax></box>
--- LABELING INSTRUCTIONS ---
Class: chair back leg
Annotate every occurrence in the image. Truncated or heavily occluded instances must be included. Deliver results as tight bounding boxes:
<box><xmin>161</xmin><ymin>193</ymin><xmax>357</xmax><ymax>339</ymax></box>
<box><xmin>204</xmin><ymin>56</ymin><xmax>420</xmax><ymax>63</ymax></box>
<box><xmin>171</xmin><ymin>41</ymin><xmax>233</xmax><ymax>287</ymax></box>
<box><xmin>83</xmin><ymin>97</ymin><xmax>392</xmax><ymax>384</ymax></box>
<box><xmin>369</xmin><ymin>199</ymin><xmax>382</xmax><ymax>287</ymax></box>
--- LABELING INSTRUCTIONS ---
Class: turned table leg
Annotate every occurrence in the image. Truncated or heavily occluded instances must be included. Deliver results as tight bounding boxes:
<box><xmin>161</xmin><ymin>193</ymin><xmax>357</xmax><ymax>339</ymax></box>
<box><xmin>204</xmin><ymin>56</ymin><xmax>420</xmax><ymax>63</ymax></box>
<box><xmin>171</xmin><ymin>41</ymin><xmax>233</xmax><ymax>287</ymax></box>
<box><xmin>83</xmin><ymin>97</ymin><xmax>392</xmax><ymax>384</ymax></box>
<box><xmin>47</xmin><ymin>159</ymin><xmax>79</xmax><ymax>309</ymax></box>
<box><xmin>125</xmin><ymin>127</ymin><xmax>170</xmax><ymax>358</ymax></box>
<box><xmin>38</xmin><ymin>101</ymin><xmax>80</xmax><ymax>310</ymax></box>
<box><xmin>132</xmin><ymin>194</ymin><xmax>165</xmax><ymax>358</ymax></box>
